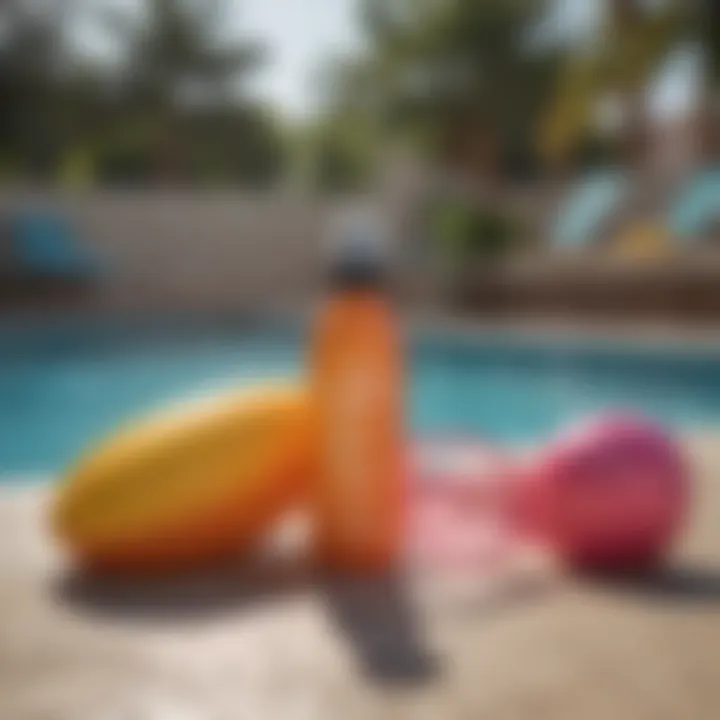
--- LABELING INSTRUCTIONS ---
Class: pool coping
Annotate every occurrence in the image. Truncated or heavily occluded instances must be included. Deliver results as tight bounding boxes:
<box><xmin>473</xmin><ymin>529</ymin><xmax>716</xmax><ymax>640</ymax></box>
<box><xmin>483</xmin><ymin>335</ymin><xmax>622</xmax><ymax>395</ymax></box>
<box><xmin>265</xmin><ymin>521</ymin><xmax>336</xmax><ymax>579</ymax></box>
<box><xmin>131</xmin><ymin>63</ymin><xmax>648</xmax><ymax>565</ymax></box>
<box><xmin>407</xmin><ymin>314</ymin><xmax>720</xmax><ymax>357</ymax></box>
<box><xmin>4</xmin><ymin>307</ymin><xmax>720</xmax><ymax>353</ymax></box>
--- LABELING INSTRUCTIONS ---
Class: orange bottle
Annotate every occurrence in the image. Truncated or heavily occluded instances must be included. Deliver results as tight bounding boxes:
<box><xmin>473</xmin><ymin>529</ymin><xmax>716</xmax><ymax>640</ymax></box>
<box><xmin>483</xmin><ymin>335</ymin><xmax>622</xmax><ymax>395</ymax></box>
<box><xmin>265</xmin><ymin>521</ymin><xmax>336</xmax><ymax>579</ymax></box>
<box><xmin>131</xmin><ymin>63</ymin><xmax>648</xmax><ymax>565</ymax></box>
<box><xmin>311</xmin><ymin>225</ymin><xmax>404</xmax><ymax>573</ymax></box>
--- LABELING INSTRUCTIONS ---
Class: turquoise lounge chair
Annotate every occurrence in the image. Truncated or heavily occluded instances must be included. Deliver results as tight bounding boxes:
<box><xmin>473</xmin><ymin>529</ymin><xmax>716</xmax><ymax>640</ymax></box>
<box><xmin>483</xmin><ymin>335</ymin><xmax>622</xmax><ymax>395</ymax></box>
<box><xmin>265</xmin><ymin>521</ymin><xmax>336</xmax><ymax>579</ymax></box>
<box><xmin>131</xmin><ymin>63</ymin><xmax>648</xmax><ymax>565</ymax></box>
<box><xmin>11</xmin><ymin>211</ymin><xmax>99</xmax><ymax>280</ymax></box>
<box><xmin>553</xmin><ymin>170</ymin><xmax>629</xmax><ymax>250</ymax></box>
<box><xmin>669</xmin><ymin>168</ymin><xmax>720</xmax><ymax>242</ymax></box>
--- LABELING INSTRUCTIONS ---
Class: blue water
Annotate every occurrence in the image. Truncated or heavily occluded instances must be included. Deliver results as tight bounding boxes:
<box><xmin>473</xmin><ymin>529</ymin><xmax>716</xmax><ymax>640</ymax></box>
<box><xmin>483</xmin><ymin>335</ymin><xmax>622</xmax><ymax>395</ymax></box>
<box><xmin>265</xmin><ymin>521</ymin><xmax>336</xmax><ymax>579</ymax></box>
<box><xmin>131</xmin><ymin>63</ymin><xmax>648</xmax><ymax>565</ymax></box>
<box><xmin>3</xmin><ymin>319</ymin><xmax>720</xmax><ymax>475</ymax></box>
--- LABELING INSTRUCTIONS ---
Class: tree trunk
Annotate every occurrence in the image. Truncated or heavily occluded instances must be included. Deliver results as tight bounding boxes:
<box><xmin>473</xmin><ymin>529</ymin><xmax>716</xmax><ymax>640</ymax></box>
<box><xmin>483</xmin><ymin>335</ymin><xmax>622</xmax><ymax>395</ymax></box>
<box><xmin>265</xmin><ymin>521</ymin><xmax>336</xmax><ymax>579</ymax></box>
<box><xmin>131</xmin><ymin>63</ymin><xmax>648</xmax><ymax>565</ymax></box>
<box><xmin>443</xmin><ymin>114</ymin><xmax>503</xmax><ymax>198</ymax></box>
<box><xmin>697</xmin><ymin>0</ymin><xmax>720</xmax><ymax>164</ymax></box>
<box><xmin>610</xmin><ymin>0</ymin><xmax>649</xmax><ymax>171</ymax></box>
<box><xmin>155</xmin><ymin>106</ymin><xmax>185</xmax><ymax>183</ymax></box>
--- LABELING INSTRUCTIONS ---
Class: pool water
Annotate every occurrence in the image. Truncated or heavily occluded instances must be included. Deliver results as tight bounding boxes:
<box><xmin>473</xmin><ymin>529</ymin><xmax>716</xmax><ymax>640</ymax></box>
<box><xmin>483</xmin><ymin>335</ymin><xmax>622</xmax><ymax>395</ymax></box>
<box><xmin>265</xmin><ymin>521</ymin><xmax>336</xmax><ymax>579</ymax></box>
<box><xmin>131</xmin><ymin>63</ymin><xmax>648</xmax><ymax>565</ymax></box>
<box><xmin>3</xmin><ymin>320</ymin><xmax>720</xmax><ymax>475</ymax></box>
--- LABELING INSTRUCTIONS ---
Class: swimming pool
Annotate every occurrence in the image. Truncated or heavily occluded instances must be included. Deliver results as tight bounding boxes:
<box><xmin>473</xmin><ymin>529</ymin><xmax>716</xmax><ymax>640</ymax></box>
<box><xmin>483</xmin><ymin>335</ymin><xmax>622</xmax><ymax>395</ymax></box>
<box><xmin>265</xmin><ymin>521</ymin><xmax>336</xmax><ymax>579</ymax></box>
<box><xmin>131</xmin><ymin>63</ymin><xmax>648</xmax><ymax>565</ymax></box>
<box><xmin>3</xmin><ymin>318</ymin><xmax>720</xmax><ymax>475</ymax></box>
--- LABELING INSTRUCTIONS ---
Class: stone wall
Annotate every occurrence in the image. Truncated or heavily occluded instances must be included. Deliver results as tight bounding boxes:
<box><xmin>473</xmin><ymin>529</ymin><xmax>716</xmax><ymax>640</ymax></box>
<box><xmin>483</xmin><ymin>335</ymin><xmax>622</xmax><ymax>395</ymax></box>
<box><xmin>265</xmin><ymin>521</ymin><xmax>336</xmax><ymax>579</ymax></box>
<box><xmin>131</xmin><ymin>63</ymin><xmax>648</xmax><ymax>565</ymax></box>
<box><xmin>0</xmin><ymin>191</ymin><xmax>328</xmax><ymax>315</ymax></box>
<box><xmin>2</xmin><ymin>189</ymin><xmax>719</xmax><ymax>321</ymax></box>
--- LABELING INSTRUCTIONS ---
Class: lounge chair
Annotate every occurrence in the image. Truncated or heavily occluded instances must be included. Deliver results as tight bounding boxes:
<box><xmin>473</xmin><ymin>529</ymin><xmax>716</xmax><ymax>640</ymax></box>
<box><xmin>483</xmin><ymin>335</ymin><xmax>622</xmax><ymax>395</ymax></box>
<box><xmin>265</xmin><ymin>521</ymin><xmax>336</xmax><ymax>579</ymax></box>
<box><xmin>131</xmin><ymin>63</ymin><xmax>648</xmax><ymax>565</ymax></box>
<box><xmin>552</xmin><ymin>169</ymin><xmax>629</xmax><ymax>251</ymax></box>
<box><xmin>11</xmin><ymin>210</ymin><xmax>99</xmax><ymax>280</ymax></box>
<box><xmin>669</xmin><ymin>168</ymin><xmax>720</xmax><ymax>242</ymax></box>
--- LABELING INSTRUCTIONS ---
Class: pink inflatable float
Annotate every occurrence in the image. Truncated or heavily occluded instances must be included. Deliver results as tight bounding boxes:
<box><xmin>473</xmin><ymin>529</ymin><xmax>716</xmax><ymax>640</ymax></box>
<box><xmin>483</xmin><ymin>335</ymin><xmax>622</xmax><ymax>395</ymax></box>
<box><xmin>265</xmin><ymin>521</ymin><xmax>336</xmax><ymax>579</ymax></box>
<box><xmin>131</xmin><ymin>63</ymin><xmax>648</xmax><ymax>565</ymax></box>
<box><xmin>517</xmin><ymin>415</ymin><xmax>689</xmax><ymax>570</ymax></box>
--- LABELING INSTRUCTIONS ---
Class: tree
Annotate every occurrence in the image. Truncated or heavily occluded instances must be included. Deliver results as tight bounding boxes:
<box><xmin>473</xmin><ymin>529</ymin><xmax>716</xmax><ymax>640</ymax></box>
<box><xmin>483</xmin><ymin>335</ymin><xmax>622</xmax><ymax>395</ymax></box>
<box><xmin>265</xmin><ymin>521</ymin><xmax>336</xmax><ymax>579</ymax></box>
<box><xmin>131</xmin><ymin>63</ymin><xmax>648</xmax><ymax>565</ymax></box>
<box><xmin>695</xmin><ymin>0</ymin><xmax>720</xmax><ymax>161</ymax></box>
<box><xmin>0</xmin><ymin>0</ymin><xmax>88</xmax><ymax>178</ymax></box>
<box><xmin>104</xmin><ymin>0</ymin><xmax>262</xmax><ymax>108</ymax></box>
<box><xmin>0</xmin><ymin>0</ymin><xmax>287</xmax><ymax>186</ymax></box>
<box><xmin>538</xmin><ymin>0</ymin><xmax>687</xmax><ymax>171</ymax></box>
<box><xmin>300</xmin><ymin>112</ymin><xmax>378</xmax><ymax>193</ymax></box>
<box><xmin>326</xmin><ymin>0</ymin><xmax>559</xmax><ymax>184</ymax></box>
<box><xmin>98</xmin><ymin>0</ymin><xmax>267</xmax><ymax>181</ymax></box>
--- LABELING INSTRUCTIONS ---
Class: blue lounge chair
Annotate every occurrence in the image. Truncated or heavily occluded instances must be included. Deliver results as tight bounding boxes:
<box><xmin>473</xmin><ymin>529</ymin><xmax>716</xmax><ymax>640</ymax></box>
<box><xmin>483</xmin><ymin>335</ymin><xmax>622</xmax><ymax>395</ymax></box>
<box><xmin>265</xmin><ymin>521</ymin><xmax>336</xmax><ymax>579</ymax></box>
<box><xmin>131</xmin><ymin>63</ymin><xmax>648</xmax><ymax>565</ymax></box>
<box><xmin>669</xmin><ymin>168</ymin><xmax>720</xmax><ymax>242</ymax></box>
<box><xmin>553</xmin><ymin>170</ymin><xmax>629</xmax><ymax>250</ymax></box>
<box><xmin>11</xmin><ymin>210</ymin><xmax>99</xmax><ymax>280</ymax></box>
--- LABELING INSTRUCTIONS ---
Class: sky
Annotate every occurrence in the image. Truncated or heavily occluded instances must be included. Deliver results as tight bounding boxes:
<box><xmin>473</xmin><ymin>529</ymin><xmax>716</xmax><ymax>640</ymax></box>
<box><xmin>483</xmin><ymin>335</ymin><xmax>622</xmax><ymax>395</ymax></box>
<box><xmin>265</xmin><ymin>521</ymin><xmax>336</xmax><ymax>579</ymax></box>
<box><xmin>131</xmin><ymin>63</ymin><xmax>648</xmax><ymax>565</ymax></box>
<box><xmin>87</xmin><ymin>0</ymin><xmax>697</xmax><ymax>121</ymax></box>
<box><xmin>240</xmin><ymin>0</ymin><xmax>362</xmax><ymax>117</ymax></box>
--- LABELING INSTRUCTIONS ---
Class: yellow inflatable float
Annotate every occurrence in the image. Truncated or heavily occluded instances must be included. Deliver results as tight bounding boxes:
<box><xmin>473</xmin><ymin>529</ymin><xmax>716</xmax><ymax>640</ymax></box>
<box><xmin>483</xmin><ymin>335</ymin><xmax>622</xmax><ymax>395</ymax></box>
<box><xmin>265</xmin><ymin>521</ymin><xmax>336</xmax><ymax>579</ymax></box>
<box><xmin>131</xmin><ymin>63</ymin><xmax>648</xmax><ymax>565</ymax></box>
<box><xmin>53</xmin><ymin>385</ymin><xmax>313</xmax><ymax>572</ymax></box>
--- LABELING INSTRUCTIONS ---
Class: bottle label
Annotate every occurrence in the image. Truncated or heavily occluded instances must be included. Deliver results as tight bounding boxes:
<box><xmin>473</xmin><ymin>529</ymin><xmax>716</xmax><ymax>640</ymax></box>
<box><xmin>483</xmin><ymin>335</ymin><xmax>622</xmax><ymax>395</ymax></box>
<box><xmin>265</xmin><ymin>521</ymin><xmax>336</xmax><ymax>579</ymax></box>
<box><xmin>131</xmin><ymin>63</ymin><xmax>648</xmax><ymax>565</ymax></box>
<box><xmin>327</xmin><ymin>359</ymin><xmax>389</xmax><ymax>549</ymax></box>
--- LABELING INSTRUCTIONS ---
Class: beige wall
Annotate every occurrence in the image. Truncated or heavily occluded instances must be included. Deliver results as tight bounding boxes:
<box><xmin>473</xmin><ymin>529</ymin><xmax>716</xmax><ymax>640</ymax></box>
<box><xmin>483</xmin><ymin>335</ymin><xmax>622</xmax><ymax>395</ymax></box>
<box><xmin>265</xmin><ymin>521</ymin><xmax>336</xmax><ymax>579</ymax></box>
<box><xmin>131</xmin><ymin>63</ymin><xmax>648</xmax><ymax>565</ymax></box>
<box><xmin>0</xmin><ymin>190</ymin><xmax>329</xmax><ymax>314</ymax></box>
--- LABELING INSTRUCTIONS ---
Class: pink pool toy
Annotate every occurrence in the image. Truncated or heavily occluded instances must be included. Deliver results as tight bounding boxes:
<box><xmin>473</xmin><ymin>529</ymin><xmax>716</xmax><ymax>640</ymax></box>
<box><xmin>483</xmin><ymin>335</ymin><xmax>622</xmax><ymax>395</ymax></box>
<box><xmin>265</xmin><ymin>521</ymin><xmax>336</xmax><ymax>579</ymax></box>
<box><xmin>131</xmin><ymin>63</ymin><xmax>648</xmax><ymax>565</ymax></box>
<box><xmin>517</xmin><ymin>415</ymin><xmax>690</xmax><ymax>570</ymax></box>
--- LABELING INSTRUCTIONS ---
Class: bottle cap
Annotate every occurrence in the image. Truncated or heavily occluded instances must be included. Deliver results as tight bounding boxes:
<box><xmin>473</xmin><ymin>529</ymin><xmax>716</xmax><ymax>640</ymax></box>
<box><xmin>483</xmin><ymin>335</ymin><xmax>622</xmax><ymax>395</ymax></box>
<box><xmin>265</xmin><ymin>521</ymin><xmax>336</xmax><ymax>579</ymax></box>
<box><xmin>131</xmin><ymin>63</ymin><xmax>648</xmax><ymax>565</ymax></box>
<box><xmin>327</xmin><ymin>210</ymin><xmax>389</xmax><ymax>289</ymax></box>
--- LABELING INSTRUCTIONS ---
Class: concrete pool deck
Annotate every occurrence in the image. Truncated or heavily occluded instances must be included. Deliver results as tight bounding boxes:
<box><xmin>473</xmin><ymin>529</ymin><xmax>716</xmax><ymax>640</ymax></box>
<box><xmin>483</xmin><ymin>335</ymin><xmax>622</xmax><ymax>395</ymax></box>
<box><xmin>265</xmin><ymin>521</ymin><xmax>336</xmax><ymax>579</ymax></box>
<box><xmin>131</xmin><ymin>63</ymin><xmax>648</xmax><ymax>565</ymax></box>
<box><xmin>1</xmin><ymin>434</ymin><xmax>719</xmax><ymax>719</ymax></box>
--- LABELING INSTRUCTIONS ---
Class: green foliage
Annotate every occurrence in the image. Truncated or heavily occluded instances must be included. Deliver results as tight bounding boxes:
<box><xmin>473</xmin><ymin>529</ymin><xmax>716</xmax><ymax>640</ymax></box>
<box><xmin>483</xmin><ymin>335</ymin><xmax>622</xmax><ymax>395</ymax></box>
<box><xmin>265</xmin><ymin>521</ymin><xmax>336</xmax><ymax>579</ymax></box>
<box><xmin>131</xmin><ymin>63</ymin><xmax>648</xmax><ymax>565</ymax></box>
<box><xmin>0</xmin><ymin>0</ymin><xmax>284</xmax><ymax>186</ymax></box>
<box><xmin>304</xmin><ymin>115</ymin><xmax>378</xmax><ymax>193</ymax></box>
<box><xmin>186</xmin><ymin>108</ymin><xmax>286</xmax><ymax>186</ymax></box>
<box><xmin>540</xmin><ymin>0</ymin><xmax>689</xmax><ymax>165</ymax></box>
<box><xmin>0</xmin><ymin>1</ymin><xmax>72</xmax><ymax>180</ymax></box>
<box><xmin>429</xmin><ymin>198</ymin><xmax>523</xmax><ymax>266</ymax></box>
<box><xmin>2</xmin><ymin>0</ymin><xmax>714</xmax><ymax>186</ymax></box>
<box><xmin>328</xmin><ymin>0</ymin><xmax>561</xmax><ymax>178</ymax></box>
<box><xmin>92</xmin><ymin>120</ymin><xmax>158</xmax><ymax>184</ymax></box>
<box><xmin>57</xmin><ymin>147</ymin><xmax>95</xmax><ymax>189</ymax></box>
<box><xmin>103</xmin><ymin>0</ymin><xmax>265</xmax><ymax>109</ymax></box>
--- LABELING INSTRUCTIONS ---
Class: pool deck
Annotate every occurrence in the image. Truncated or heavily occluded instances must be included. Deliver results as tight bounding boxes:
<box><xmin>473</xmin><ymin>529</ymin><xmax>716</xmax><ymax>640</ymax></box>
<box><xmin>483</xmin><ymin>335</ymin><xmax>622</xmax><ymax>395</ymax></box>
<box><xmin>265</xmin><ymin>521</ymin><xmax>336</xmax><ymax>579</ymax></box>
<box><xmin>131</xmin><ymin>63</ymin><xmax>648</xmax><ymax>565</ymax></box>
<box><xmin>1</xmin><ymin>434</ymin><xmax>719</xmax><ymax>720</ymax></box>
